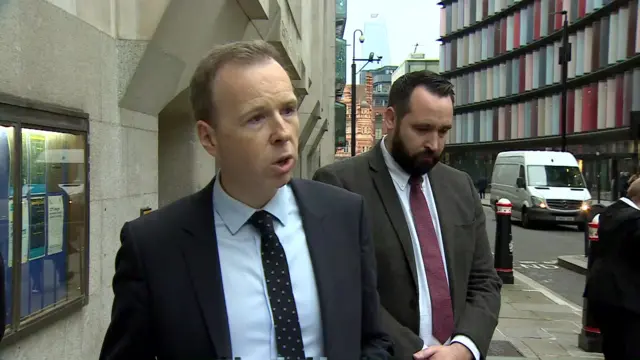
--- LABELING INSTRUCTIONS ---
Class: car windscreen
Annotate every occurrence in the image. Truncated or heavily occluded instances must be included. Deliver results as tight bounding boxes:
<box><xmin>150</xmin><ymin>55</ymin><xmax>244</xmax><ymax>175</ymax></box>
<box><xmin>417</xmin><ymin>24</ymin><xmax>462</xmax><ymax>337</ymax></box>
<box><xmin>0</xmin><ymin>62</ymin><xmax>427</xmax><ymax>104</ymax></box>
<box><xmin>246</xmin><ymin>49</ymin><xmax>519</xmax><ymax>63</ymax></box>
<box><xmin>526</xmin><ymin>165</ymin><xmax>585</xmax><ymax>188</ymax></box>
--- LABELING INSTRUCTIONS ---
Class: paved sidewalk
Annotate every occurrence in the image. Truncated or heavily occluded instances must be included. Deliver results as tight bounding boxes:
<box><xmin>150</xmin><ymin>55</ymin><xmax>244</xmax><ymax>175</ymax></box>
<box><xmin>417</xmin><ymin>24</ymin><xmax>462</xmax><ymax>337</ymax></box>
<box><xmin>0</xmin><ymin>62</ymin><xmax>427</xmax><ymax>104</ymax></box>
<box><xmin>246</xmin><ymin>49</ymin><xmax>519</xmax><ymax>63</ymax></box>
<box><xmin>557</xmin><ymin>255</ymin><xmax>588</xmax><ymax>275</ymax></box>
<box><xmin>487</xmin><ymin>271</ymin><xmax>602</xmax><ymax>359</ymax></box>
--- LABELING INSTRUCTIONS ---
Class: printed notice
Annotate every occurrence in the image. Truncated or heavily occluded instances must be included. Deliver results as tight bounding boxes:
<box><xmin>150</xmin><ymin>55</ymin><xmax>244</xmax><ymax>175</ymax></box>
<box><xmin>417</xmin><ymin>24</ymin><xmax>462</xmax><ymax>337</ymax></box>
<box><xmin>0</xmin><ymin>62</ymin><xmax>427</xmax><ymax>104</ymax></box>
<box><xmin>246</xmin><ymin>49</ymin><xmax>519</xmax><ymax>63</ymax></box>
<box><xmin>7</xmin><ymin>199</ymin><xmax>12</xmax><ymax>267</ymax></box>
<box><xmin>21</xmin><ymin>200</ymin><xmax>29</xmax><ymax>263</ymax></box>
<box><xmin>28</xmin><ymin>196</ymin><xmax>46</xmax><ymax>260</ymax></box>
<box><xmin>47</xmin><ymin>195</ymin><xmax>64</xmax><ymax>255</ymax></box>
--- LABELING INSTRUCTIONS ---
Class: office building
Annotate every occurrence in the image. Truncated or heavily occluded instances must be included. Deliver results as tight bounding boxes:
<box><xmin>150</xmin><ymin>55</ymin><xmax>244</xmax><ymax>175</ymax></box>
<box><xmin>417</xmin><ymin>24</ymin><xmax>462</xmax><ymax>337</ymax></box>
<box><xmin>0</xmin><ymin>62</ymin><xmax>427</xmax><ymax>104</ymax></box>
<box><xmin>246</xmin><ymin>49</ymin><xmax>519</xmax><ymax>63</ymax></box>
<box><xmin>362</xmin><ymin>13</ymin><xmax>392</xmax><ymax>68</ymax></box>
<box><xmin>392</xmin><ymin>53</ymin><xmax>440</xmax><ymax>83</ymax></box>
<box><xmin>361</xmin><ymin>65</ymin><xmax>397</xmax><ymax>139</ymax></box>
<box><xmin>0</xmin><ymin>0</ymin><xmax>336</xmax><ymax>357</ymax></box>
<box><xmin>438</xmin><ymin>0</ymin><xmax>640</xmax><ymax>200</ymax></box>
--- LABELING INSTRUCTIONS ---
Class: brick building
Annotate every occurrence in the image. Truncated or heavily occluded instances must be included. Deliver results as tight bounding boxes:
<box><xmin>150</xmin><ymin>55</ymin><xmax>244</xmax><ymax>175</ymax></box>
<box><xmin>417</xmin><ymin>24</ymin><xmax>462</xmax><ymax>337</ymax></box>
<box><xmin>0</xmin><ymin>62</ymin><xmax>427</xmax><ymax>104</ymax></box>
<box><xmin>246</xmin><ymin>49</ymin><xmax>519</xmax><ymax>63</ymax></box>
<box><xmin>336</xmin><ymin>73</ymin><xmax>376</xmax><ymax>158</ymax></box>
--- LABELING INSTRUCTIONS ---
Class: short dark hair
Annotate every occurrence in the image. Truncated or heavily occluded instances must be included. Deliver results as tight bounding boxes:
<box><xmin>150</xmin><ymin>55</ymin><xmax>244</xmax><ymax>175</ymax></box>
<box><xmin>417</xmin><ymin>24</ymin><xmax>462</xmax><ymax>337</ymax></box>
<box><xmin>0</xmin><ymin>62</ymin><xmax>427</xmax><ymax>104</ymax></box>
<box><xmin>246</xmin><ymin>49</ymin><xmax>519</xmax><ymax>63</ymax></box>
<box><xmin>388</xmin><ymin>70</ymin><xmax>455</xmax><ymax>120</ymax></box>
<box><xmin>189</xmin><ymin>40</ymin><xmax>285</xmax><ymax>126</ymax></box>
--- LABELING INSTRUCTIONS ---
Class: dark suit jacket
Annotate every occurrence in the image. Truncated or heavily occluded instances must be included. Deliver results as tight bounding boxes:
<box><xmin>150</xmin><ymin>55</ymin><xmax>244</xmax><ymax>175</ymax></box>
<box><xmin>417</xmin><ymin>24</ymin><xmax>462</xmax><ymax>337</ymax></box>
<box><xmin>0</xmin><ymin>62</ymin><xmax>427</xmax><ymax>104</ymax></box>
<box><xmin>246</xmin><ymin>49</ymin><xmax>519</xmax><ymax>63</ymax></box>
<box><xmin>0</xmin><ymin>252</ymin><xmax>5</xmax><ymax>343</ymax></box>
<box><xmin>99</xmin><ymin>178</ymin><xmax>393</xmax><ymax>360</ymax></box>
<box><xmin>313</xmin><ymin>143</ymin><xmax>502</xmax><ymax>359</ymax></box>
<box><xmin>585</xmin><ymin>200</ymin><xmax>640</xmax><ymax>314</ymax></box>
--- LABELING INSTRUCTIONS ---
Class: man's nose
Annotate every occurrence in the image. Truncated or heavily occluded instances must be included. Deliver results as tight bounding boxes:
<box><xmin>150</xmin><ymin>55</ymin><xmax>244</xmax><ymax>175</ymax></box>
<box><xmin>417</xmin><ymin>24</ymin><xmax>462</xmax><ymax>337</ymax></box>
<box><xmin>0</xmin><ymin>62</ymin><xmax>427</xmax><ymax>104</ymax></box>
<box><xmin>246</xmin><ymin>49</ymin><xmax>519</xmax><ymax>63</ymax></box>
<box><xmin>423</xmin><ymin>131</ymin><xmax>439</xmax><ymax>149</ymax></box>
<box><xmin>270</xmin><ymin>114</ymin><xmax>292</xmax><ymax>144</ymax></box>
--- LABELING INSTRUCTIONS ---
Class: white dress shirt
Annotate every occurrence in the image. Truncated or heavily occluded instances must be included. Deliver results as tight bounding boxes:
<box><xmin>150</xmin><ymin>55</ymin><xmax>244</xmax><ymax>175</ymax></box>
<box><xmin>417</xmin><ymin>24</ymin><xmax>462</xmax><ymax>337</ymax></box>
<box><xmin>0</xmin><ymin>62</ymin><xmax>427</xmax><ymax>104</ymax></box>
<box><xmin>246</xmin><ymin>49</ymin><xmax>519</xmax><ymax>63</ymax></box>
<box><xmin>381</xmin><ymin>137</ymin><xmax>480</xmax><ymax>360</ymax></box>
<box><xmin>213</xmin><ymin>176</ymin><xmax>325</xmax><ymax>359</ymax></box>
<box><xmin>620</xmin><ymin>197</ymin><xmax>640</xmax><ymax>210</ymax></box>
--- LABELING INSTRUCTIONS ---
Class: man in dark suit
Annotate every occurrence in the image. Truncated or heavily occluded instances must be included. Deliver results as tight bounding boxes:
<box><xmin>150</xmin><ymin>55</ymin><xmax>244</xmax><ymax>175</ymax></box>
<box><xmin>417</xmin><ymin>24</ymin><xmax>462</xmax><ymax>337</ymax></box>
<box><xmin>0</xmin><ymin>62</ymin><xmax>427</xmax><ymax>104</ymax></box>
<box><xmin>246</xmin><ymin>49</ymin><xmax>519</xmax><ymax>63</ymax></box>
<box><xmin>584</xmin><ymin>178</ymin><xmax>640</xmax><ymax>359</ymax></box>
<box><xmin>314</xmin><ymin>71</ymin><xmax>501</xmax><ymax>360</ymax></box>
<box><xmin>100</xmin><ymin>40</ymin><xmax>392</xmax><ymax>360</ymax></box>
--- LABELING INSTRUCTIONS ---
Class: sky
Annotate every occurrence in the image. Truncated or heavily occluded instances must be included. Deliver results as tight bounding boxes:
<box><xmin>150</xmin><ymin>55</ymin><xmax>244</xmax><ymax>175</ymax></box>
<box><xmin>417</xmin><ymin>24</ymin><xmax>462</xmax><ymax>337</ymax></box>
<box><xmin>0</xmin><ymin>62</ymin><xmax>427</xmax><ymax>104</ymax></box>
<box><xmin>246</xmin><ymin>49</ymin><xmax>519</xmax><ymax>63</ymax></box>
<box><xmin>344</xmin><ymin>0</ymin><xmax>441</xmax><ymax>83</ymax></box>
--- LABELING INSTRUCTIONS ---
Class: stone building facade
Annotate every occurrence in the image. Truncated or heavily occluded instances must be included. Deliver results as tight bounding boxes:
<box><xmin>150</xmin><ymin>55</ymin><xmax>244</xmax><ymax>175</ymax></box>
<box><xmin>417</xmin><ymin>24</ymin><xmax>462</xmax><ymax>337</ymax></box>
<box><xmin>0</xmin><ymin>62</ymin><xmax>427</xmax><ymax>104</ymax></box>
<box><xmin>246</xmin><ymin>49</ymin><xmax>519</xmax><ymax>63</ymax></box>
<box><xmin>0</xmin><ymin>0</ymin><xmax>336</xmax><ymax>358</ymax></box>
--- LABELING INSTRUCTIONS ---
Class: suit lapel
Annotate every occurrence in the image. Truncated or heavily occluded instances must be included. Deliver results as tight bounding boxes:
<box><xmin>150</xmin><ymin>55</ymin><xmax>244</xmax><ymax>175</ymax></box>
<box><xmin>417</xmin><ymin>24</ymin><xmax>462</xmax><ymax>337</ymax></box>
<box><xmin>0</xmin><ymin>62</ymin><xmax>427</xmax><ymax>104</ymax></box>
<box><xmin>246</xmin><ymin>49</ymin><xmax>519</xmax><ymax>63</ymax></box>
<box><xmin>368</xmin><ymin>143</ymin><xmax>419</xmax><ymax>289</ymax></box>
<box><xmin>179</xmin><ymin>179</ymin><xmax>232</xmax><ymax>358</ymax></box>
<box><xmin>427</xmin><ymin>165</ymin><xmax>458</xmax><ymax>304</ymax></box>
<box><xmin>289</xmin><ymin>179</ymin><xmax>339</xmax><ymax>359</ymax></box>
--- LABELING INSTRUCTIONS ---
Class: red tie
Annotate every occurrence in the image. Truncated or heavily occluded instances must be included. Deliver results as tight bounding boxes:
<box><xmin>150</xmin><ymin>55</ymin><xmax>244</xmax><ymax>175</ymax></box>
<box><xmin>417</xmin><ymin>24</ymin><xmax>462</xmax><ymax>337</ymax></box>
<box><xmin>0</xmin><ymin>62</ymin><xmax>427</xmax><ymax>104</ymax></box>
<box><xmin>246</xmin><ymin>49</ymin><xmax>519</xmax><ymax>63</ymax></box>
<box><xmin>408</xmin><ymin>175</ymin><xmax>454</xmax><ymax>344</ymax></box>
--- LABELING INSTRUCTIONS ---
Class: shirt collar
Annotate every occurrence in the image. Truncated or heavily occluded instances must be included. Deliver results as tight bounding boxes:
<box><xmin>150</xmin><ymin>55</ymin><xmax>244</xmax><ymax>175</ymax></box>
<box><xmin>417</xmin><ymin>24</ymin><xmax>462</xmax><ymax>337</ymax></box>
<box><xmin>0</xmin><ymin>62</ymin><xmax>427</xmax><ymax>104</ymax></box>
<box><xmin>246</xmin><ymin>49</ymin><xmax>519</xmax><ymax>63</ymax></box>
<box><xmin>621</xmin><ymin>197</ymin><xmax>640</xmax><ymax>211</ymax></box>
<box><xmin>380</xmin><ymin>135</ymin><xmax>428</xmax><ymax>191</ymax></box>
<box><xmin>213</xmin><ymin>172</ymin><xmax>290</xmax><ymax>235</ymax></box>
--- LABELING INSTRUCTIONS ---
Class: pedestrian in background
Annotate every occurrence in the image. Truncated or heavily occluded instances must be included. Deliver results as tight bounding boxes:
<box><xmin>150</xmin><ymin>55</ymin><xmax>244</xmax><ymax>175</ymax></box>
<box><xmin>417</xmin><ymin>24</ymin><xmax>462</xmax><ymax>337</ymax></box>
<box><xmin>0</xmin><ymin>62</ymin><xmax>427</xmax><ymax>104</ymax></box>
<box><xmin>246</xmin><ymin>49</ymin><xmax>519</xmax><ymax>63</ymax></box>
<box><xmin>476</xmin><ymin>177</ymin><xmax>488</xmax><ymax>199</ymax></box>
<box><xmin>314</xmin><ymin>71</ymin><xmax>501</xmax><ymax>360</ymax></box>
<box><xmin>618</xmin><ymin>172</ymin><xmax>630</xmax><ymax>198</ymax></box>
<box><xmin>584</xmin><ymin>177</ymin><xmax>640</xmax><ymax>359</ymax></box>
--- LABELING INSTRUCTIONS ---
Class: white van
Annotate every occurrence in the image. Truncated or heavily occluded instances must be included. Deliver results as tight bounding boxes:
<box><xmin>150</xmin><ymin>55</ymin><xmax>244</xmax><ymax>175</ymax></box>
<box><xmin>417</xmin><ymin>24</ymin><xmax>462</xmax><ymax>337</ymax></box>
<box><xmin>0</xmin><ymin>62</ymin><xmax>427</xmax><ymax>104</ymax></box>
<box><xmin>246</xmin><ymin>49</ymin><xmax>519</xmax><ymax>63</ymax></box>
<box><xmin>489</xmin><ymin>151</ymin><xmax>591</xmax><ymax>230</ymax></box>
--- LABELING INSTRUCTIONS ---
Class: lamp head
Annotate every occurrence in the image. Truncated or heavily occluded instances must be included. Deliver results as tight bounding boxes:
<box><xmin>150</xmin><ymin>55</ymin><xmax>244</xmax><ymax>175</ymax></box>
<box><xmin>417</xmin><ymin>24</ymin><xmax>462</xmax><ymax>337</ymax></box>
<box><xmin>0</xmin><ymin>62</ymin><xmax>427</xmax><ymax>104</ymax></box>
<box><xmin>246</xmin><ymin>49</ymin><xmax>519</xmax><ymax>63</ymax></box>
<box><xmin>358</xmin><ymin>35</ymin><xmax>365</xmax><ymax>43</ymax></box>
<box><xmin>368</xmin><ymin>52</ymin><xmax>375</xmax><ymax>61</ymax></box>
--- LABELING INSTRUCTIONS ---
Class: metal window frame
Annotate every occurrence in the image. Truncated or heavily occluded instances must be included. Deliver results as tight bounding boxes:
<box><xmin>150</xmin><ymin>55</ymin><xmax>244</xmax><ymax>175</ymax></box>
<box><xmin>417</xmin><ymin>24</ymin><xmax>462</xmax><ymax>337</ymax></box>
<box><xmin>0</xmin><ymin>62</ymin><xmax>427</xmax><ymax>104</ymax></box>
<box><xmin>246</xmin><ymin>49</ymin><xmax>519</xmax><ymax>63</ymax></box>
<box><xmin>0</xmin><ymin>93</ymin><xmax>90</xmax><ymax>347</ymax></box>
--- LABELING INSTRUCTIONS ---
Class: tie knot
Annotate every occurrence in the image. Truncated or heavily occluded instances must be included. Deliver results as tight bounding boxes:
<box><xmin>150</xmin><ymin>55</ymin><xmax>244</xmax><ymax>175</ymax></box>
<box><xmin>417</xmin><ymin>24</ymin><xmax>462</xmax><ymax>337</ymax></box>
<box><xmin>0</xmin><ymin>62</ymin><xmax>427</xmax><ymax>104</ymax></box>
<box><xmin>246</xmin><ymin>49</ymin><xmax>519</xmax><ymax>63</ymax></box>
<box><xmin>248</xmin><ymin>210</ymin><xmax>274</xmax><ymax>234</ymax></box>
<box><xmin>409</xmin><ymin>175</ymin><xmax>423</xmax><ymax>187</ymax></box>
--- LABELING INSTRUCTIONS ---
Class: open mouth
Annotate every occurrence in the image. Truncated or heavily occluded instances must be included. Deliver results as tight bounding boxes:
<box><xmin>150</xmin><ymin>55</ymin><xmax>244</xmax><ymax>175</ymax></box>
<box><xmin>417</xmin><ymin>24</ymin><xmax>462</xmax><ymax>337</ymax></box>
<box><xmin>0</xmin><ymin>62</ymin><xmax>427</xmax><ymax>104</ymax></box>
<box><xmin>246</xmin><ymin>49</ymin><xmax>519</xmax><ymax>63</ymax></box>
<box><xmin>275</xmin><ymin>155</ymin><xmax>293</xmax><ymax>166</ymax></box>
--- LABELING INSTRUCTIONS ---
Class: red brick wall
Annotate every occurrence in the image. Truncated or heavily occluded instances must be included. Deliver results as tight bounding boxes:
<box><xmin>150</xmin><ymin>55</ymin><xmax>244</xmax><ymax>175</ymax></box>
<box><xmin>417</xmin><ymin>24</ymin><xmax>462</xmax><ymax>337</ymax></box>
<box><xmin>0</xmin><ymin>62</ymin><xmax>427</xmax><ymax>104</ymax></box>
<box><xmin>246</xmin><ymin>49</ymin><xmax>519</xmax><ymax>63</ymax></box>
<box><xmin>335</xmin><ymin>73</ymin><xmax>376</xmax><ymax>157</ymax></box>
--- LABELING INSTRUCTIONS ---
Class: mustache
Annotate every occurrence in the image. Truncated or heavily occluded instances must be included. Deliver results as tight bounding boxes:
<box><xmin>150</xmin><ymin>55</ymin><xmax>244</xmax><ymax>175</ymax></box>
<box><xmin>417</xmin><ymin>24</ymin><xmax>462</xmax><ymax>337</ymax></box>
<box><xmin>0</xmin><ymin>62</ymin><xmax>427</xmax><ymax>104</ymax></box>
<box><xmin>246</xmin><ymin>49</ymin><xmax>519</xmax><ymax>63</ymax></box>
<box><xmin>418</xmin><ymin>149</ymin><xmax>437</xmax><ymax>157</ymax></box>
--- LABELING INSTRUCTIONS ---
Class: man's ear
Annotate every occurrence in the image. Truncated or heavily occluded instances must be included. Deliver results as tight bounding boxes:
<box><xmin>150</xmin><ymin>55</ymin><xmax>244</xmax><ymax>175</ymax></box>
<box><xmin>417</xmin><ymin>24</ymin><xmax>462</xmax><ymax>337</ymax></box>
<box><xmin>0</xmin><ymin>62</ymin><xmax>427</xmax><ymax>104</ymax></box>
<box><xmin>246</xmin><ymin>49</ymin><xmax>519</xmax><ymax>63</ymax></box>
<box><xmin>384</xmin><ymin>107</ymin><xmax>397</xmax><ymax>134</ymax></box>
<box><xmin>196</xmin><ymin>120</ymin><xmax>217</xmax><ymax>157</ymax></box>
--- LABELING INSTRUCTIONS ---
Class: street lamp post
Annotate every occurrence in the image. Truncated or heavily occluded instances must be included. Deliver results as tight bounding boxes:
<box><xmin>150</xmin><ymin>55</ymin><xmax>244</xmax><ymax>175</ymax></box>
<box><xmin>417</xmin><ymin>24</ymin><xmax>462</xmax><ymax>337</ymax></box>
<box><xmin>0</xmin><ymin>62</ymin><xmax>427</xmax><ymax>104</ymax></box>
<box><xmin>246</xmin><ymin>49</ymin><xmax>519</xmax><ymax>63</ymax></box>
<box><xmin>351</xmin><ymin>29</ymin><xmax>363</xmax><ymax>157</ymax></box>
<box><xmin>558</xmin><ymin>11</ymin><xmax>571</xmax><ymax>153</ymax></box>
<box><xmin>350</xmin><ymin>29</ymin><xmax>382</xmax><ymax>157</ymax></box>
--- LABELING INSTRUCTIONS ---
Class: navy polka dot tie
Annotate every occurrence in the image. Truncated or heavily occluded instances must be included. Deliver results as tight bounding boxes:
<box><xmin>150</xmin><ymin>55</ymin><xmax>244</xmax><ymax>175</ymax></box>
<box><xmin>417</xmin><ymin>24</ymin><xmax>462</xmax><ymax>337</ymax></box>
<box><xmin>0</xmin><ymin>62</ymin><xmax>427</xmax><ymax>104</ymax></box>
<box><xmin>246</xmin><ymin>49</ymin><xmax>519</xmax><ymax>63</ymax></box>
<box><xmin>248</xmin><ymin>211</ymin><xmax>306</xmax><ymax>360</ymax></box>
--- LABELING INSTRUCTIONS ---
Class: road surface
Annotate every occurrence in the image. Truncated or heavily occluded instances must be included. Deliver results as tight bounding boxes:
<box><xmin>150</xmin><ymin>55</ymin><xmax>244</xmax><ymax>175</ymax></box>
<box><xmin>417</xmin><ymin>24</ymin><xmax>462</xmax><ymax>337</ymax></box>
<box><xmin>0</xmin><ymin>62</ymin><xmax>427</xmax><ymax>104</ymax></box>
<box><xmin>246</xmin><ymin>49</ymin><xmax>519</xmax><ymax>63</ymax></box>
<box><xmin>483</xmin><ymin>207</ymin><xmax>586</xmax><ymax>307</ymax></box>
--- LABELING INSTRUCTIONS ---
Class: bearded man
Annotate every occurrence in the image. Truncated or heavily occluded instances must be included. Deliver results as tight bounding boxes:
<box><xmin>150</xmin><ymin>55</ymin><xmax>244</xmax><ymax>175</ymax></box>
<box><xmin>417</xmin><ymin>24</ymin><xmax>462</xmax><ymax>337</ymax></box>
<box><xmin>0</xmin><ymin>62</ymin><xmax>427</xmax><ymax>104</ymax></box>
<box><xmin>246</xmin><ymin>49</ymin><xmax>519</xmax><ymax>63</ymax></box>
<box><xmin>313</xmin><ymin>71</ymin><xmax>501</xmax><ymax>360</ymax></box>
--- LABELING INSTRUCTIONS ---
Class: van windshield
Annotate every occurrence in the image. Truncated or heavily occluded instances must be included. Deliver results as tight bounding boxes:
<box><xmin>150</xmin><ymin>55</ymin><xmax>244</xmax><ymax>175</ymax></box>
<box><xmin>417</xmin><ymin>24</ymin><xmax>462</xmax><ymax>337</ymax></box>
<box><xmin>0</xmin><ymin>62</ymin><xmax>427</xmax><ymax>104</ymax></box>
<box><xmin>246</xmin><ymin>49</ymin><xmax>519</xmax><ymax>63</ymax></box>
<box><xmin>527</xmin><ymin>165</ymin><xmax>585</xmax><ymax>188</ymax></box>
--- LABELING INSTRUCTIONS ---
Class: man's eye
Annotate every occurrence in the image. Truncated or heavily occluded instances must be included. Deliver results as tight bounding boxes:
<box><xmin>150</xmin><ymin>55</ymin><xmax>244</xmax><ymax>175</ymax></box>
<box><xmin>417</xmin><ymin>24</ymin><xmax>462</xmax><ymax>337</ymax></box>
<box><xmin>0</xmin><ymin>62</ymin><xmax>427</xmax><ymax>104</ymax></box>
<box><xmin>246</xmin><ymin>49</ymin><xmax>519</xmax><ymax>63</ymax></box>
<box><xmin>248</xmin><ymin>115</ymin><xmax>265</xmax><ymax>124</ymax></box>
<box><xmin>282</xmin><ymin>107</ymin><xmax>296</xmax><ymax>116</ymax></box>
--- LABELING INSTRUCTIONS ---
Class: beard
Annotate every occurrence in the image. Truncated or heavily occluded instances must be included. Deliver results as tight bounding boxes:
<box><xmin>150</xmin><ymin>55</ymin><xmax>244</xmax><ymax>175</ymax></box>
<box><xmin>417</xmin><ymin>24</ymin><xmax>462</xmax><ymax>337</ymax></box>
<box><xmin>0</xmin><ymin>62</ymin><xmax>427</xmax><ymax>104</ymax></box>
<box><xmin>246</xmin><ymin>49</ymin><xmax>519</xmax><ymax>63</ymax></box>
<box><xmin>390</xmin><ymin>133</ymin><xmax>440</xmax><ymax>177</ymax></box>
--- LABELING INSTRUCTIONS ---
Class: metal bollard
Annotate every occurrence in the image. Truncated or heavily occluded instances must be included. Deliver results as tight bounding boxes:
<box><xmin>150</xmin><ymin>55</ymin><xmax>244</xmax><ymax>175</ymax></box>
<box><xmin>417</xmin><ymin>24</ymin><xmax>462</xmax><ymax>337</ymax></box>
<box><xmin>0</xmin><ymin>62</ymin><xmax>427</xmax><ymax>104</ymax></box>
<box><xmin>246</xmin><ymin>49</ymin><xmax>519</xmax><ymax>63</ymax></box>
<box><xmin>583</xmin><ymin>204</ymin><xmax>606</xmax><ymax>258</ymax></box>
<box><xmin>494</xmin><ymin>198</ymin><xmax>514</xmax><ymax>285</ymax></box>
<box><xmin>582</xmin><ymin>209</ymin><xmax>590</xmax><ymax>257</ymax></box>
<box><xmin>578</xmin><ymin>214</ymin><xmax>603</xmax><ymax>352</ymax></box>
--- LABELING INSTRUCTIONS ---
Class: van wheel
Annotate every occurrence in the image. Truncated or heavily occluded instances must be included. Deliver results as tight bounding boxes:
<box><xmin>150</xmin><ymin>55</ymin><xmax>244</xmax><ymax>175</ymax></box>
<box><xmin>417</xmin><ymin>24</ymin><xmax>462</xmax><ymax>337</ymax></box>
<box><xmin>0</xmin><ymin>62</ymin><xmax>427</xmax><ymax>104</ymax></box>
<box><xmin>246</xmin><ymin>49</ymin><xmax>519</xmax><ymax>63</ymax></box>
<box><xmin>521</xmin><ymin>207</ymin><xmax>531</xmax><ymax>228</ymax></box>
<box><xmin>576</xmin><ymin>222</ymin><xmax>586</xmax><ymax>232</ymax></box>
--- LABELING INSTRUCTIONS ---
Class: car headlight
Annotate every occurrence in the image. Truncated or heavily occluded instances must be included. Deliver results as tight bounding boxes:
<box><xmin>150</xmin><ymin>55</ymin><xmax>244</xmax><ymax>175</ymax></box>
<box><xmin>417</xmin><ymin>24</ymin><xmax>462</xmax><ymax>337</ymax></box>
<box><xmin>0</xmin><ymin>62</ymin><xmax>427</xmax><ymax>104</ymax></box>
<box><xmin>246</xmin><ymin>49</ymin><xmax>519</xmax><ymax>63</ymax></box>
<box><xmin>531</xmin><ymin>196</ymin><xmax>546</xmax><ymax>208</ymax></box>
<box><xmin>581</xmin><ymin>200</ymin><xmax>591</xmax><ymax>211</ymax></box>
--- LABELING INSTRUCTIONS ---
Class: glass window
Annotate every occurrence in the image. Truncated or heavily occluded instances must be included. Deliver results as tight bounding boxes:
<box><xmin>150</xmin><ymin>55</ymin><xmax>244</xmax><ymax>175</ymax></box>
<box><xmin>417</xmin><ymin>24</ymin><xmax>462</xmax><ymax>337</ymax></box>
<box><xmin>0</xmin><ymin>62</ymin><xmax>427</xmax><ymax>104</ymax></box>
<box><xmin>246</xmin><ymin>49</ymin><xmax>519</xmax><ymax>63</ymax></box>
<box><xmin>0</xmin><ymin>97</ymin><xmax>88</xmax><ymax>340</ymax></box>
<box><xmin>527</xmin><ymin>165</ymin><xmax>586</xmax><ymax>187</ymax></box>
<box><xmin>374</xmin><ymin>113</ymin><xmax>383</xmax><ymax>140</ymax></box>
